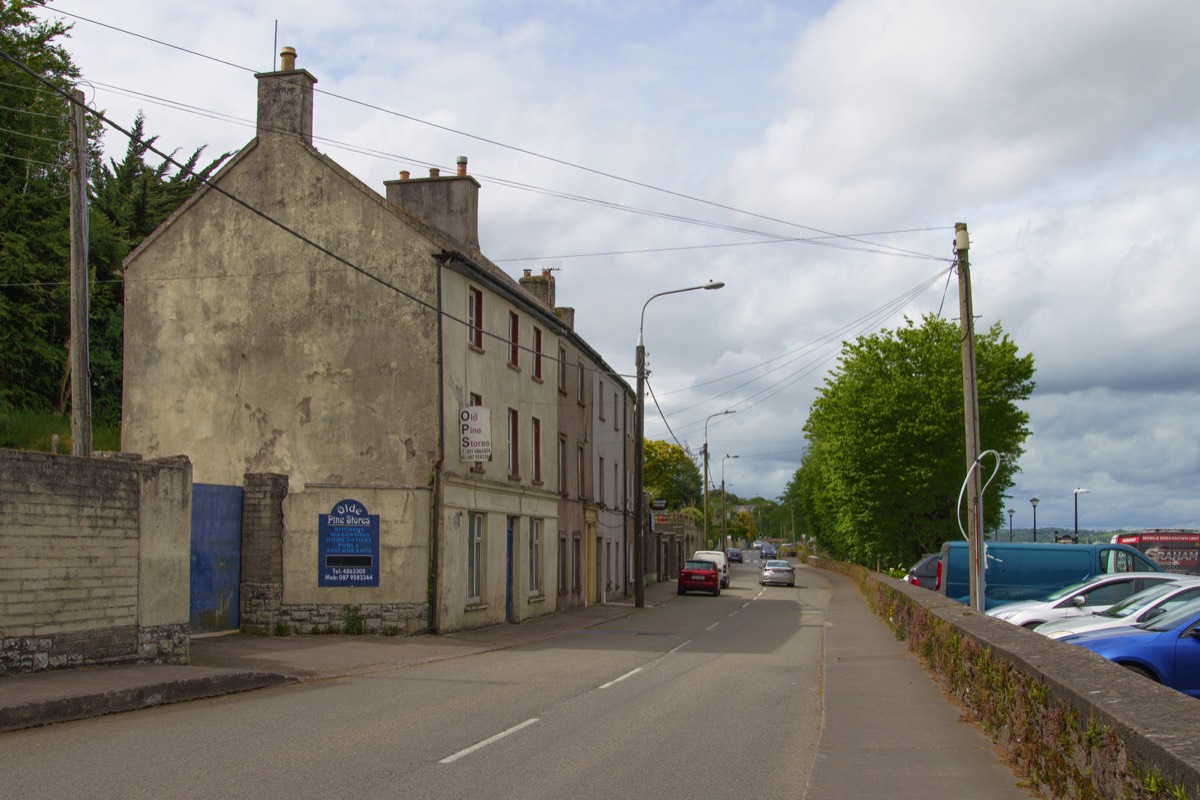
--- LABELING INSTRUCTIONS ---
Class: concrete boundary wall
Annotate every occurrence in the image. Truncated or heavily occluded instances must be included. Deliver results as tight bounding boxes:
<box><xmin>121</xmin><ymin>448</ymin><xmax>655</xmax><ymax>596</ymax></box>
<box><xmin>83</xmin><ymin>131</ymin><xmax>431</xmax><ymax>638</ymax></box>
<box><xmin>0</xmin><ymin>450</ymin><xmax>191</xmax><ymax>675</ymax></box>
<box><xmin>811</xmin><ymin>557</ymin><xmax>1200</xmax><ymax>800</ymax></box>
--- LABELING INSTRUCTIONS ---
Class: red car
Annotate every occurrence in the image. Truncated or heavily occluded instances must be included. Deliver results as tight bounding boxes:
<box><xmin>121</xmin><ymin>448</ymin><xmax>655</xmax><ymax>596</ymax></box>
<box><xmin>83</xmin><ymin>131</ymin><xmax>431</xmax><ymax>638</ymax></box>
<box><xmin>679</xmin><ymin>559</ymin><xmax>721</xmax><ymax>596</ymax></box>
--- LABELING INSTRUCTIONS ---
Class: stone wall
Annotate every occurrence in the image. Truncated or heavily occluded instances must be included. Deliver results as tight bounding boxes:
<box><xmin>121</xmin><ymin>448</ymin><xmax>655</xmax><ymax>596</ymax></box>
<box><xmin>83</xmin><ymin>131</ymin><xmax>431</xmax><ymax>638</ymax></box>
<box><xmin>0</xmin><ymin>450</ymin><xmax>191</xmax><ymax>674</ymax></box>
<box><xmin>811</xmin><ymin>557</ymin><xmax>1200</xmax><ymax>800</ymax></box>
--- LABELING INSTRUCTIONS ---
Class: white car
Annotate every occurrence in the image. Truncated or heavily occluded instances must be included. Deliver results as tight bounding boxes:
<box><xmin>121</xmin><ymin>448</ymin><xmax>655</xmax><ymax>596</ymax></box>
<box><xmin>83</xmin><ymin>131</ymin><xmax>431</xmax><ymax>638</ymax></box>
<box><xmin>986</xmin><ymin>571</ymin><xmax>1180</xmax><ymax>629</ymax></box>
<box><xmin>692</xmin><ymin>550</ymin><xmax>730</xmax><ymax>588</ymax></box>
<box><xmin>1035</xmin><ymin>578</ymin><xmax>1200</xmax><ymax>639</ymax></box>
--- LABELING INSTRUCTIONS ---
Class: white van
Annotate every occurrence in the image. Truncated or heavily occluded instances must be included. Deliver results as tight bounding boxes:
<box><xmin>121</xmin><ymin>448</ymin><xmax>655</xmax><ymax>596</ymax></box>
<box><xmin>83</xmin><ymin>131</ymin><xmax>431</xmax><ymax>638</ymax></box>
<box><xmin>693</xmin><ymin>550</ymin><xmax>730</xmax><ymax>588</ymax></box>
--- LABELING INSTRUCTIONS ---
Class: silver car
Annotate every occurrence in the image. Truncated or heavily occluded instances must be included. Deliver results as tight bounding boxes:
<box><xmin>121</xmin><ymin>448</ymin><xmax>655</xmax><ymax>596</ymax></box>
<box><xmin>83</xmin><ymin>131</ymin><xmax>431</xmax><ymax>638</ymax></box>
<box><xmin>760</xmin><ymin>559</ymin><xmax>795</xmax><ymax>587</ymax></box>
<box><xmin>1036</xmin><ymin>577</ymin><xmax>1200</xmax><ymax>639</ymax></box>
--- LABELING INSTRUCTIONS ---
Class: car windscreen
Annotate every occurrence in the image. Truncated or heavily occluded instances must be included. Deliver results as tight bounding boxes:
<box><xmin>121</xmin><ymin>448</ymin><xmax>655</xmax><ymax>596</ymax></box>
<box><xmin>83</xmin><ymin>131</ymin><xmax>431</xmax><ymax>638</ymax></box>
<box><xmin>763</xmin><ymin>560</ymin><xmax>790</xmax><ymax>569</ymax></box>
<box><xmin>1100</xmin><ymin>582</ymin><xmax>1179</xmax><ymax>618</ymax></box>
<box><xmin>1138</xmin><ymin>597</ymin><xmax>1200</xmax><ymax>631</ymax></box>
<box><xmin>684</xmin><ymin>560</ymin><xmax>715</xmax><ymax>571</ymax></box>
<box><xmin>1042</xmin><ymin>578</ymin><xmax>1095</xmax><ymax>602</ymax></box>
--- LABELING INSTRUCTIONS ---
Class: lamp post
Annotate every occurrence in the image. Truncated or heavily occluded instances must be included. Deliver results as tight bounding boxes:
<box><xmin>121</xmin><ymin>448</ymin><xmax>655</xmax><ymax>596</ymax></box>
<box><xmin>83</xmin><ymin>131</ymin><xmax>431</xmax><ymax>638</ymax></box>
<box><xmin>721</xmin><ymin>454</ymin><xmax>738</xmax><ymax>548</ymax></box>
<box><xmin>1030</xmin><ymin>496</ymin><xmax>1040</xmax><ymax>542</ymax></box>
<box><xmin>1007</xmin><ymin>508</ymin><xmax>1014</xmax><ymax>541</ymax></box>
<box><xmin>703</xmin><ymin>410</ymin><xmax>735</xmax><ymax>549</ymax></box>
<box><xmin>634</xmin><ymin>280</ymin><xmax>725</xmax><ymax>607</ymax></box>
<box><xmin>1074</xmin><ymin>488</ymin><xmax>1090</xmax><ymax>544</ymax></box>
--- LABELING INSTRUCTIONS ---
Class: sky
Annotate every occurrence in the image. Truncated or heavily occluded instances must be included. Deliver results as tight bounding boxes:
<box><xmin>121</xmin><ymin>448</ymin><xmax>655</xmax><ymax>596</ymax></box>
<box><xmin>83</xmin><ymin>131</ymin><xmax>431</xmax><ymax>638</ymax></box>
<box><xmin>30</xmin><ymin>0</ymin><xmax>1200</xmax><ymax>533</ymax></box>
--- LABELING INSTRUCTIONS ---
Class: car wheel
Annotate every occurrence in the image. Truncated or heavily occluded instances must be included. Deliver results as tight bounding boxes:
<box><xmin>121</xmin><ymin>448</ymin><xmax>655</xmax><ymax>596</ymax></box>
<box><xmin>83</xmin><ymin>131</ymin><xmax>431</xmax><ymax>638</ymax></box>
<box><xmin>677</xmin><ymin>586</ymin><xmax>685</xmax><ymax>596</ymax></box>
<box><xmin>713</xmin><ymin>586</ymin><xmax>721</xmax><ymax>597</ymax></box>
<box><xmin>1121</xmin><ymin>663</ymin><xmax>1158</xmax><ymax>682</ymax></box>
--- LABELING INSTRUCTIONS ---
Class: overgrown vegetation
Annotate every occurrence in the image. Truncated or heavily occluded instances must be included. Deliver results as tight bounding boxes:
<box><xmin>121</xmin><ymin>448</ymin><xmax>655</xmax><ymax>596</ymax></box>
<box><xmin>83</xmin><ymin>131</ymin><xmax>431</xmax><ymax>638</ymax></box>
<box><xmin>0</xmin><ymin>408</ymin><xmax>119</xmax><ymax>451</ymax></box>
<box><xmin>1</xmin><ymin>0</ymin><xmax>230</xmax><ymax>433</ymax></box>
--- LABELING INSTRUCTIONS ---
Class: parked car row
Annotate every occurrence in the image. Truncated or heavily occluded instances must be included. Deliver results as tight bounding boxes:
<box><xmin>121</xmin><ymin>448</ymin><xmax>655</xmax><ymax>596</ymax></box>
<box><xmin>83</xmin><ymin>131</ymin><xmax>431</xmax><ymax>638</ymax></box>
<box><xmin>901</xmin><ymin>542</ymin><xmax>1200</xmax><ymax>697</ymax></box>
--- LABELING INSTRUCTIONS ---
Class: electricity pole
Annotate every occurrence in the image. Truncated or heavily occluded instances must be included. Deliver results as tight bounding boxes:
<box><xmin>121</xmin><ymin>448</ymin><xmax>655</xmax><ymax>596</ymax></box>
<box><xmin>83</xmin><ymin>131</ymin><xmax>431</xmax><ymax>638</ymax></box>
<box><xmin>956</xmin><ymin>223</ymin><xmax>985</xmax><ymax>611</ymax></box>
<box><xmin>68</xmin><ymin>88</ymin><xmax>92</xmax><ymax>456</ymax></box>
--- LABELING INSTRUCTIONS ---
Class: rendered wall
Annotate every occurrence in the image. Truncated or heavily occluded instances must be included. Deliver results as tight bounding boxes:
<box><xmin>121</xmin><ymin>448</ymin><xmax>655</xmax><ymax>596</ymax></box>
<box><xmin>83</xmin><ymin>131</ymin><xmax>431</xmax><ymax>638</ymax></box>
<box><xmin>122</xmin><ymin>136</ymin><xmax>442</xmax><ymax>489</ymax></box>
<box><xmin>0</xmin><ymin>450</ymin><xmax>190</xmax><ymax>674</ymax></box>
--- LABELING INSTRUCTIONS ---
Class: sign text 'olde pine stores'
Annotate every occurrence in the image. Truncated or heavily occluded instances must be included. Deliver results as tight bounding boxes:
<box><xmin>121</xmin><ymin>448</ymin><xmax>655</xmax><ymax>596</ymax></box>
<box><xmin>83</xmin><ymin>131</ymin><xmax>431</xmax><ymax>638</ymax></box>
<box><xmin>318</xmin><ymin>499</ymin><xmax>380</xmax><ymax>587</ymax></box>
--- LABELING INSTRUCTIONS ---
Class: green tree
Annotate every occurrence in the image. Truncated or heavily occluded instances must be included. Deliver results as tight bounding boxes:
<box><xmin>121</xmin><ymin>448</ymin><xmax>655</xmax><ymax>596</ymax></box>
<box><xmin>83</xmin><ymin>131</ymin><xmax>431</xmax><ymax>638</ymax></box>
<box><xmin>643</xmin><ymin>439</ymin><xmax>702</xmax><ymax>510</ymax></box>
<box><xmin>793</xmin><ymin>314</ymin><xmax>1035</xmax><ymax>567</ymax></box>
<box><xmin>0</xmin><ymin>1</ymin><xmax>78</xmax><ymax>416</ymax></box>
<box><xmin>0</xmin><ymin>2</ymin><xmax>231</xmax><ymax>426</ymax></box>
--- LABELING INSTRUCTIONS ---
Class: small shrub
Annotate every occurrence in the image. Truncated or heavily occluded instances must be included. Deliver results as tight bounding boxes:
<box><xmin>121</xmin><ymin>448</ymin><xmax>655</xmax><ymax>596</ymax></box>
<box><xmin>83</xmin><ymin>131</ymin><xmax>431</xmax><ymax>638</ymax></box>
<box><xmin>343</xmin><ymin>605</ymin><xmax>365</xmax><ymax>635</ymax></box>
<box><xmin>273</xmin><ymin>621</ymin><xmax>291</xmax><ymax>637</ymax></box>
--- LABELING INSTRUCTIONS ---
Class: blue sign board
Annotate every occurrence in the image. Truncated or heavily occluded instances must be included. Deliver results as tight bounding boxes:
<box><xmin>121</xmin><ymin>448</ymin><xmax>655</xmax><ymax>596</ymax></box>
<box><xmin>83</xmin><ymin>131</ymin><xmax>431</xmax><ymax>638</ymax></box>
<box><xmin>318</xmin><ymin>499</ymin><xmax>380</xmax><ymax>587</ymax></box>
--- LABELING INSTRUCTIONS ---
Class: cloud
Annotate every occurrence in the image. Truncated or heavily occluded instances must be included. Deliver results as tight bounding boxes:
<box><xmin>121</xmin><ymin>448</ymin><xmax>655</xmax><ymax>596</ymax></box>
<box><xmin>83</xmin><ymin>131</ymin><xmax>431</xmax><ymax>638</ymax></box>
<box><xmin>37</xmin><ymin>0</ymin><xmax>1200</xmax><ymax>529</ymax></box>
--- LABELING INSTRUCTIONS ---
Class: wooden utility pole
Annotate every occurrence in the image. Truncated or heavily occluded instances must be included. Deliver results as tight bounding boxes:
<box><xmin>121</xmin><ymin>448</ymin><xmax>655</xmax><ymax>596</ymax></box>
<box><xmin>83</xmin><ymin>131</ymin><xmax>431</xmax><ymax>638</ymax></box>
<box><xmin>68</xmin><ymin>88</ymin><xmax>92</xmax><ymax>456</ymax></box>
<box><xmin>956</xmin><ymin>222</ymin><xmax>985</xmax><ymax>611</ymax></box>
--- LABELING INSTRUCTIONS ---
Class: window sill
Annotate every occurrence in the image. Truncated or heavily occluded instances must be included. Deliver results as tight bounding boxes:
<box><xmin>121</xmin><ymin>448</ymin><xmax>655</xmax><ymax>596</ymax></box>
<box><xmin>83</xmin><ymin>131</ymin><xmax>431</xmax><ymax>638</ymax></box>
<box><xmin>468</xmin><ymin>343</ymin><xmax>485</xmax><ymax>355</ymax></box>
<box><xmin>464</xmin><ymin>601</ymin><xmax>488</xmax><ymax>612</ymax></box>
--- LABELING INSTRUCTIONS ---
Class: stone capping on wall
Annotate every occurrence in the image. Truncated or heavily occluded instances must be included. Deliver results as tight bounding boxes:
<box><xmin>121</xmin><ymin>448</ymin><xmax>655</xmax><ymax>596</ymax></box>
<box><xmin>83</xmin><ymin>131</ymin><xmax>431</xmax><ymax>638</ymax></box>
<box><xmin>809</xmin><ymin>557</ymin><xmax>1200</xmax><ymax>800</ymax></box>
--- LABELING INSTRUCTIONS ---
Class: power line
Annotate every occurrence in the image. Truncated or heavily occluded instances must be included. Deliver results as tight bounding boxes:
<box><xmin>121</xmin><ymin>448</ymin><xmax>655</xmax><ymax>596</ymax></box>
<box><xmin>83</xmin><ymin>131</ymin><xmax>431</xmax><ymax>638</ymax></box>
<box><xmin>40</xmin><ymin>6</ymin><xmax>952</xmax><ymax>263</ymax></box>
<box><xmin>81</xmin><ymin>75</ymin><xmax>946</xmax><ymax>265</ymax></box>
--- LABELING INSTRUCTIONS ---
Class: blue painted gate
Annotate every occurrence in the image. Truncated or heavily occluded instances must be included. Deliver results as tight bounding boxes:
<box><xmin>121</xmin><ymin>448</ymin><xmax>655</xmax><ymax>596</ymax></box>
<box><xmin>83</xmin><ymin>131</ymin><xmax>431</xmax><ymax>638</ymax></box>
<box><xmin>190</xmin><ymin>483</ymin><xmax>243</xmax><ymax>632</ymax></box>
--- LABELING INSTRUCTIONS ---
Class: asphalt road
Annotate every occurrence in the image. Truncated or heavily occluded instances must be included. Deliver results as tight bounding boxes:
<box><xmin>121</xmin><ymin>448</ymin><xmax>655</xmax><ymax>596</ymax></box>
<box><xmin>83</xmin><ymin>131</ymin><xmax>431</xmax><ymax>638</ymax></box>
<box><xmin>0</xmin><ymin>561</ymin><xmax>829</xmax><ymax>800</ymax></box>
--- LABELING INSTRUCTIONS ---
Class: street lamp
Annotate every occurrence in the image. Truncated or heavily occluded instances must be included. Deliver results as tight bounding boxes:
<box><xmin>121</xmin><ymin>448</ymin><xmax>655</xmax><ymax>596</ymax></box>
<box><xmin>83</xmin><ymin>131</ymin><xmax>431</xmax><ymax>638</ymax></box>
<box><xmin>1007</xmin><ymin>508</ymin><xmax>1014</xmax><ymax>542</ymax></box>
<box><xmin>1030</xmin><ymin>496</ymin><xmax>1040</xmax><ymax>542</ymax></box>
<box><xmin>1074</xmin><ymin>488</ymin><xmax>1091</xmax><ymax>544</ymax></box>
<box><xmin>634</xmin><ymin>280</ymin><xmax>725</xmax><ymax>607</ymax></box>
<box><xmin>703</xmin><ymin>410</ymin><xmax>735</xmax><ymax>549</ymax></box>
<box><xmin>721</xmin><ymin>454</ymin><xmax>739</xmax><ymax>548</ymax></box>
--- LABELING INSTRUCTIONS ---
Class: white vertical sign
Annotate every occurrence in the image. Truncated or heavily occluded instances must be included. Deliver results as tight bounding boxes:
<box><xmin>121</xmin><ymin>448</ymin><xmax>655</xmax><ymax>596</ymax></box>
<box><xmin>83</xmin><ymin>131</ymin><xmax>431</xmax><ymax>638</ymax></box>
<box><xmin>460</xmin><ymin>407</ymin><xmax>492</xmax><ymax>461</ymax></box>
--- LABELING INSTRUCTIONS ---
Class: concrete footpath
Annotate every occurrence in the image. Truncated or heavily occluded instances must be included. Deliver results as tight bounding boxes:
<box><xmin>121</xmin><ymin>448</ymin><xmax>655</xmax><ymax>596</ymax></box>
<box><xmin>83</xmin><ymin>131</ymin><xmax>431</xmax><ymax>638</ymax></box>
<box><xmin>0</xmin><ymin>568</ymin><xmax>1033</xmax><ymax>798</ymax></box>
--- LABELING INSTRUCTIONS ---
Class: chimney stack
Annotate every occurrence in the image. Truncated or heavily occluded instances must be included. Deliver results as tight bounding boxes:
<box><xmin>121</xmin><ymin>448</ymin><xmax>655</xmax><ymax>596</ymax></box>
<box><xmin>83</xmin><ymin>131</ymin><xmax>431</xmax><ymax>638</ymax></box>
<box><xmin>384</xmin><ymin>158</ymin><xmax>481</xmax><ymax>254</ymax></box>
<box><xmin>255</xmin><ymin>46</ymin><xmax>317</xmax><ymax>144</ymax></box>
<box><xmin>519</xmin><ymin>268</ymin><xmax>557</xmax><ymax>311</ymax></box>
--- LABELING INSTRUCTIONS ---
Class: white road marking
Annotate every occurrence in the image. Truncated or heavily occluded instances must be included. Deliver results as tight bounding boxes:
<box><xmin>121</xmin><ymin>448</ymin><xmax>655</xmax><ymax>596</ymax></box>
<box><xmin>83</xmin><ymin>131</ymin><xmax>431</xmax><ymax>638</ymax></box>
<box><xmin>599</xmin><ymin>668</ymin><xmax>643</xmax><ymax>689</ymax></box>
<box><xmin>439</xmin><ymin>718</ymin><xmax>540</xmax><ymax>764</ymax></box>
<box><xmin>668</xmin><ymin>639</ymin><xmax>693</xmax><ymax>655</ymax></box>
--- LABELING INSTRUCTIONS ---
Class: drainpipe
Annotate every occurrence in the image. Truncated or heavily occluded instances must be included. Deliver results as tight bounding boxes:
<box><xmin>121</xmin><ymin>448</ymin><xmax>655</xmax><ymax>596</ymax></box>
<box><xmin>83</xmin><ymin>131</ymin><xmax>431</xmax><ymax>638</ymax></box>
<box><xmin>430</xmin><ymin>255</ymin><xmax>448</xmax><ymax>633</ymax></box>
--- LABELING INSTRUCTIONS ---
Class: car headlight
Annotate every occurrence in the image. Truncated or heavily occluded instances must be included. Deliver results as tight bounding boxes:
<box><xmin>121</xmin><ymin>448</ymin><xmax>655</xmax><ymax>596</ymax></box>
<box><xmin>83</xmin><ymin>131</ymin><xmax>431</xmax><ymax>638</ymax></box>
<box><xmin>991</xmin><ymin>610</ymin><xmax>1018</xmax><ymax>621</ymax></box>
<box><xmin>1044</xmin><ymin>630</ymin><xmax>1072</xmax><ymax>639</ymax></box>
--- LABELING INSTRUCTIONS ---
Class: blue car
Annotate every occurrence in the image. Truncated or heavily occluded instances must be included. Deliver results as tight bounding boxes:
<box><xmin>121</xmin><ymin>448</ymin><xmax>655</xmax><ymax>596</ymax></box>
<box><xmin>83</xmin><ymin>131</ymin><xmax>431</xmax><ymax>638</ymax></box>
<box><xmin>1062</xmin><ymin>599</ymin><xmax>1200</xmax><ymax>697</ymax></box>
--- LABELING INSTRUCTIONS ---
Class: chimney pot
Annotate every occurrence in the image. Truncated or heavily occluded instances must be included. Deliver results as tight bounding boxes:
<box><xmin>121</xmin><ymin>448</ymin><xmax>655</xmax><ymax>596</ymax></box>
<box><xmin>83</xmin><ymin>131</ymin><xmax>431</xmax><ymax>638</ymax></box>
<box><xmin>429</xmin><ymin>167</ymin><xmax>440</xmax><ymax>178</ymax></box>
<box><xmin>280</xmin><ymin>46</ymin><xmax>297</xmax><ymax>71</ymax></box>
<box><xmin>457</xmin><ymin>156</ymin><xmax>468</xmax><ymax>177</ymax></box>
<box><xmin>399</xmin><ymin>170</ymin><xmax>410</xmax><ymax>180</ymax></box>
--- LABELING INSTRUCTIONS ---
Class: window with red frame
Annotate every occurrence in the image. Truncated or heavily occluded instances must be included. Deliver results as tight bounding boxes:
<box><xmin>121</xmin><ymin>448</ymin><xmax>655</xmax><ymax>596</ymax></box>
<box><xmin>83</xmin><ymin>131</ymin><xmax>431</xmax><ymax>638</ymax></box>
<box><xmin>532</xmin><ymin>327</ymin><xmax>543</xmax><ymax>380</ymax></box>
<box><xmin>508</xmin><ymin>408</ymin><xmax>519</xmax><ymax>477</ymax></box>
<box><xmin>531</xmin><ymin>417</ymin><xmax>542</xmax><ymax>483</ymax></box>
<box><xmin>508</xmin><ymin>311</ymin><xmax>519</xmax><ymax>367</ymax></box>
<box><xmin>468</xmin><ymin>287</ymin><xmax>483</xmax><ymax>349</ymax></box>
